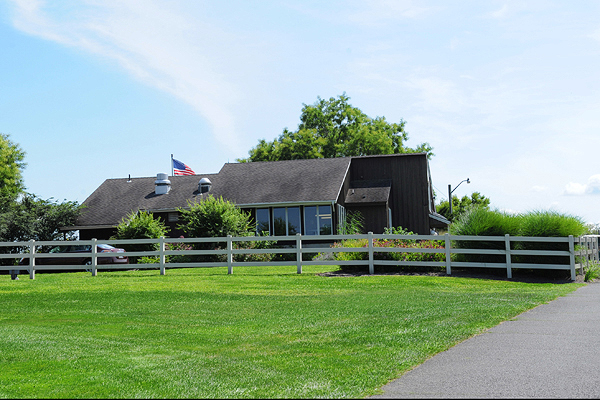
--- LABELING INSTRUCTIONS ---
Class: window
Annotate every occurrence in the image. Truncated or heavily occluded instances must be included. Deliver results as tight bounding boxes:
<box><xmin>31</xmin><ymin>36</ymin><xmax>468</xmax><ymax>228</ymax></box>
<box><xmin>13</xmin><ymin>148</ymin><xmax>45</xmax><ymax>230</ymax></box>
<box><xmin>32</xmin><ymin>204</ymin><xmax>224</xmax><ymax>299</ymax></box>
<box><xmin>256</xmin><ymin>208</ymin><xmax>270</xmax><ymax>235</ymax></box>
<box><xmin>287</xmin><ymin>207</ymin><xmax>301</xmax><ymax>235</ymax></box>
<box><xmin>304</xmin><ymin>205</ymin><xmax>332</xmax><ymax>235</ymax></box>
<box><xmin>273</xmin><ymin>207</ymin><xmax>301</xmax><ymax>236</ymax></box>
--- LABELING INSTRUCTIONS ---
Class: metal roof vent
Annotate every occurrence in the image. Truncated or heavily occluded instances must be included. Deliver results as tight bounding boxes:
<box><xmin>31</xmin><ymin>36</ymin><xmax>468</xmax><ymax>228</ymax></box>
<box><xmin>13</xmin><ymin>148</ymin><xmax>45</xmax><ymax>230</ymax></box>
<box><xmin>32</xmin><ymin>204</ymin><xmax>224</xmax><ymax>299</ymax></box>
<box><xmin>199</xmin><ymin>177</ymin><xmax>212</xmax><ymax>194</ymax></box>
<box><xmin>155</xmin><ymin>173</ymin><xmax>171</xmax><ymax>195</ymax></box>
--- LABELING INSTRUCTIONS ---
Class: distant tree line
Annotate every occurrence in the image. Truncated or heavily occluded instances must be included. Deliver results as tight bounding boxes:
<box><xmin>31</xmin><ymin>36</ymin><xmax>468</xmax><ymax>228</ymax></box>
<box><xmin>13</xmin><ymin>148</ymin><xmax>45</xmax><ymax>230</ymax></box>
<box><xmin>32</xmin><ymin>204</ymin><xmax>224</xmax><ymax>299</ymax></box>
<box><xmin>0</xmin><ymin>134</ymin><xmax>81</xmax><ymax>251</ymax></box>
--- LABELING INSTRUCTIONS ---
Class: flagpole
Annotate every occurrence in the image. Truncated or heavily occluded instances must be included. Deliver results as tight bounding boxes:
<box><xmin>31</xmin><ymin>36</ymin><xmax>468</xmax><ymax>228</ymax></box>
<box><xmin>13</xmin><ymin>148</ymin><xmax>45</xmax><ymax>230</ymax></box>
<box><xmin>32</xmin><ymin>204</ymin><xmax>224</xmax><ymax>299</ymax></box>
<box><xmin>171</xmin><ymin>154</ymin><xmax>174</xmax><ymax>177</ymax></box>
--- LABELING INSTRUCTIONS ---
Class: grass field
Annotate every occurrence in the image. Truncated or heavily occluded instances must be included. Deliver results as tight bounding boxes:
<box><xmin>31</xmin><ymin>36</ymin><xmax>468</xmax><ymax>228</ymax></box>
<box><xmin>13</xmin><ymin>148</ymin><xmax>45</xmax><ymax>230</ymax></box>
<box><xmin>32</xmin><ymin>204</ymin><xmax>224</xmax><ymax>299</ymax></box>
<box><xmin>0</xmin><ymin>266</ymin><xmax>582</xmax><ymax>398</ymax></box>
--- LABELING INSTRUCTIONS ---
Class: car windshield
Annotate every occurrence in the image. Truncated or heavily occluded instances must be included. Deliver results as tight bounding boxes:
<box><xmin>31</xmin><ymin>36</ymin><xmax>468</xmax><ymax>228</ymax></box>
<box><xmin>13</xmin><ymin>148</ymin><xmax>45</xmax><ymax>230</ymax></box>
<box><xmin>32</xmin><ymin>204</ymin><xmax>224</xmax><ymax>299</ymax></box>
<box><xmin>98</xmin><ymin>244</ymin><xmax>115</xmax><ymax>250</ymax></box>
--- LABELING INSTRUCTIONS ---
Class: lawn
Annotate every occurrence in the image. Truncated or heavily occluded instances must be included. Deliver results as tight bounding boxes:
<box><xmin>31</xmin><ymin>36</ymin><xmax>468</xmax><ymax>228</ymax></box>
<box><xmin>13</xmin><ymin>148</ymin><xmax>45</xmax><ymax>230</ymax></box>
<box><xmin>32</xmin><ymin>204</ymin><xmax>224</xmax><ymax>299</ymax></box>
<box><xmin>0</xmin><ymin>265</ymin><xmax>582</xmax><ymax>398</ymax></box>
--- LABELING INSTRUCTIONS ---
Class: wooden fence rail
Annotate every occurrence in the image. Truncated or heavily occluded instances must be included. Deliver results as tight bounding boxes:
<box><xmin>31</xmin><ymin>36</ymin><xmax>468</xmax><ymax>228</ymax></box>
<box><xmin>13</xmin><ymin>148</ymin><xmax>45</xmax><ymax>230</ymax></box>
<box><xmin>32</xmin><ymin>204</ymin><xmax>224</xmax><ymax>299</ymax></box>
<box><xmin>1</xmin><ymin>233</ymin><xmax>596</xmax><ymax>281</ymax></box>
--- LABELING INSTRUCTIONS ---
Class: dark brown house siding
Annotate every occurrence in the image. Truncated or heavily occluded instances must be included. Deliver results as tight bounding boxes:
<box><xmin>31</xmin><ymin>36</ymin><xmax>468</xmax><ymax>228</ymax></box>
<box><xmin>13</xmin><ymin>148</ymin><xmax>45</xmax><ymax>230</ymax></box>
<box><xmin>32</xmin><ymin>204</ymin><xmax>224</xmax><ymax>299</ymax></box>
<box><xmin>345</xmin><ymin>154</ymin><xmax>432</xmax><ymax>235</ymax></box>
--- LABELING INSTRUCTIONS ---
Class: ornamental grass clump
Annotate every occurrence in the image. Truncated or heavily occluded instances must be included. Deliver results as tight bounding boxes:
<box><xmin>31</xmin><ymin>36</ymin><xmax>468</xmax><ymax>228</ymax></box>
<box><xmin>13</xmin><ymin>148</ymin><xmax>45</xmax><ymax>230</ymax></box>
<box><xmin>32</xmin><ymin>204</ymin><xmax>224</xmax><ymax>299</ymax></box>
<box><xmin>517</xmin><ymin>210</ymin><xmax>587</xmax><ymax>264</ymax></box>
<box><xmin>449</xmin><ymin>206</ymin><xmax>521</xmax><ymax>263</ymax></box>
<box><xmin>450</xmin><ymin>207</ymin><xmax>588</xmax><ymax>266</ymax></box>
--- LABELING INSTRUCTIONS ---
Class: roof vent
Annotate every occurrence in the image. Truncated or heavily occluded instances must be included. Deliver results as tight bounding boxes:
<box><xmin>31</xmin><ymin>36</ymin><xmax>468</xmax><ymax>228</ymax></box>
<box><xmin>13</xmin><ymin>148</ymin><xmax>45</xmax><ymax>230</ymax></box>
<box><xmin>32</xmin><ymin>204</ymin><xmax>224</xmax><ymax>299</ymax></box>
<box><xmin>155</xmin><ymin>173</ymin><xmax>171</xmax><ymax>195</ymax></box>
<box><xmin>199</xmin><ymin>177</ymin><xmax>212</xmax><ymax>194</ymax></box>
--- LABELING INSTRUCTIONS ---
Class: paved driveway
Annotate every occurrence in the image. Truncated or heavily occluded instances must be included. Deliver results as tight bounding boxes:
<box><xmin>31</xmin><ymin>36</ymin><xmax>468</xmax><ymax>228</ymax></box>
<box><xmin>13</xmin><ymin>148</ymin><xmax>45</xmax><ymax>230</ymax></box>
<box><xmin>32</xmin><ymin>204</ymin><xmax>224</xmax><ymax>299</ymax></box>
<box><xmin>371</xmin><ymin>283</ymin><xmax>600</xmax><ymax>399</ymax></box>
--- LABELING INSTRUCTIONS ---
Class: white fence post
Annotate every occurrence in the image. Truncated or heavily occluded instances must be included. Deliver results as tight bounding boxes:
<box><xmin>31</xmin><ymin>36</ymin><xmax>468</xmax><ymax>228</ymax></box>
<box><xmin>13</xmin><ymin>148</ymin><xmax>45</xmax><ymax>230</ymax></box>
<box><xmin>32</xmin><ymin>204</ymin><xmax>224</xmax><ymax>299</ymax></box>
<box><xmin>227</xmin><ymin>235</ymin><xmax>233</xmax><ymax>274</ymax></box>
<box><xmin>159</xmin><ymin>236</ymin><xmax>166</xmax><ymax>276</ymax></box>
<box><xmin>91</xmin><ymin>238</ymin><xmax>98</xmax><ymax>276</ymax></box>
<box><xmin>29</xmin><ymin>239</ymin><xmax>36</xmax><ymax>280</ymax></box>
<box><xmin>368</xmin><ymin>232</ymin><xmax>374</xmax><ymax>275</ymax></box>
<box><xmin>505</xmin><ymin>234</ymin><xmax>512</xmax><ymax>279</ymax></box>
<box><xmin>444</xmin><ymin>233</ymin><xmax>451</xmax><ymax>275</ymax></box>
<box><xmin>569</xmin><ymin>235</ymin><xmax>576</xmax><ymax>281</ymax></box>
<box><xmin>296</xmin><ymin>233</ymin><xmax>302</xmax><ymax>274</ymax></box>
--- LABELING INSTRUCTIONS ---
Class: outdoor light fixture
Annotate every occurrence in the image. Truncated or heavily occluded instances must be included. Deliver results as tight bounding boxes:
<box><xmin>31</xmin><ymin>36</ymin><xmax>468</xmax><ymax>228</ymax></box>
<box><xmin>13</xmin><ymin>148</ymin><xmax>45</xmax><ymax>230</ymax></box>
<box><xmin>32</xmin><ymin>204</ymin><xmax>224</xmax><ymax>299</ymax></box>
<box><xmin>448</xmin><ymin>178</ymin><xmax>470</xmax><ymax>216</ymax></box>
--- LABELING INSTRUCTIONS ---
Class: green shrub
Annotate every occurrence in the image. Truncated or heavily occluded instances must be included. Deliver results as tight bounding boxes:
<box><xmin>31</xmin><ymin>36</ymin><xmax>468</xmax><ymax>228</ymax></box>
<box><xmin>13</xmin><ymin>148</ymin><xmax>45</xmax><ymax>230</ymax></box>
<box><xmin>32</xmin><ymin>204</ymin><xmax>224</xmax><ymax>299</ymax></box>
<box><xmin>584</xmin><ymin>261</ymin><xmax>600</xmax><ymax>282</ymax></box>
<box><xmin>178</xmin><ymin>195</ymin><xmax>254</xmax><ymax>238</ymax></box>
<box><xmin>215</xmin><ymin>235</ymin><xmax>277</xmax><ymax>263</ymax></box>
<box><xmin>111</xmin><ymin>211</ymin><xmax>170</xmax><ymax>263</ymax></box>
<box><xmin>178</xmin><ymin>195</ymin><xmax>255</xmax><ymax>261</ymax></box>
<box><xmin>331</xmin><ymin>238</ymin><xmax>368</xmax><ymax>261</ymax></box>
<box><xmin>331</xmin><ymin>227</ymin><xmax>445</xmax><ymax>272</ymax></box>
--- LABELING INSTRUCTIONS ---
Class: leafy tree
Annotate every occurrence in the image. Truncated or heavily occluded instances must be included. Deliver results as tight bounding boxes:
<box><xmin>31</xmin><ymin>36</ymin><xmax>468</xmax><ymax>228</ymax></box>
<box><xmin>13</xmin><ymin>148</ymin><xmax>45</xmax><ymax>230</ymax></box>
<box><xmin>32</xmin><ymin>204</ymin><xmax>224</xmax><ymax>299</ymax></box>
<box><xmin>178</xmin><ymin>195</ymin><xmax>256</xmax><ymax>262</ymax></box>
<box><xmin>178</xmin><ymin>195</ymin><xmax>254</xmax><ymax>238</ymax></box>
<box><xmin>238</xmin><ymin>93</ymin><xmax>433</xmax><ymax>162</ymax></box>
<box><xmin>111</xmin><ymin>210</ymin><xmax>170</xmax><ymax>263</ymax></box>
<box><xmin>436</xmin><ymin>192</ymin><xmax>491</xmax><ymax>223</ymax></box>
<box><xmin>0</xmin><ymin>133</ymin><xmax>26</xmax><ymax>205</ymax></box>
<box><xmin>0</xmin><ymin>194</ymin><xmax>81</xmax><ymax>265</ymax></box>
<box><xmin>0</xmin><ymin>194</ymin><xmax>81</xmax><ymax>242</ymax></box>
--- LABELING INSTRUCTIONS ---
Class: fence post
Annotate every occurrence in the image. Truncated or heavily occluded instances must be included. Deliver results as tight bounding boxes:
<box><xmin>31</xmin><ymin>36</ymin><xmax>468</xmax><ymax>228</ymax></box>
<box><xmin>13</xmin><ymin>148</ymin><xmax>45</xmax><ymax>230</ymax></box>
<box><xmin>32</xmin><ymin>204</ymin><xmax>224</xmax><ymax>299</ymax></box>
<box><xmin>444</xmin><ymin>233</ymin><xmax>451</xmax><ymax>275</ymax></box>
<box><xmin>569</xmin><ymin>235</ymin><xmax>576</xmax><ymax>281</ymax></box>
<box><xmin>296</xmin><ymin>233</ymin><xmax>302</xmax><ymax>274</ymax></box>
<box><xmin>29</xmin><ymin>239</ymin><xmax>36</xmax><ymax>280</ymax></box>
<box><xmin>159</xmin><ymin>236</ymin><xmax>166</xmax><ymax>276</ymax></box>
<box><xmin>91</xmin><ymin>238</ymin><xmax>98</xmax><ymax>276</ymax></box>
<box><xmin>505</xmin><ymin>234</ymin><xmax>512</xmax><ymax>279</ymax></box>
<box><xmin>368</xmin><ymin>232</ymin><xmax>374</xmax><ymax>275</ymax></box>
<box><xmin>227</xmin><ymin>235</ymin><xmax>233</xmax><ymax>274</ymax></box>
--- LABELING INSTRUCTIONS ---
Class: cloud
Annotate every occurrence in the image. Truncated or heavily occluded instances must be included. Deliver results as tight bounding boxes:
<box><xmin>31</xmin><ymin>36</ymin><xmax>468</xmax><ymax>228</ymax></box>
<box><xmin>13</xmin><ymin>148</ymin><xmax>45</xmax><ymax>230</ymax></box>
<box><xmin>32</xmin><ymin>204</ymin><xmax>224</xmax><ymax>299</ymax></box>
<box><xmin>7</xmin><ymin>0</ymin><xmax>243</xmax><ymax>151</ymax></box>
<box><xmin>564</xmin><ymin>175</ymin><xmax>600</xmax><ymax>196</ymax></box>
<box><xmin>531</xmin><ymin>186</ymin><xmax>547</xmax><ymax>193</ymax></box>
<box><xmin>489</xmin><ymin>4</ymin><xmax>509</xmax><ymax>19</ymax></box>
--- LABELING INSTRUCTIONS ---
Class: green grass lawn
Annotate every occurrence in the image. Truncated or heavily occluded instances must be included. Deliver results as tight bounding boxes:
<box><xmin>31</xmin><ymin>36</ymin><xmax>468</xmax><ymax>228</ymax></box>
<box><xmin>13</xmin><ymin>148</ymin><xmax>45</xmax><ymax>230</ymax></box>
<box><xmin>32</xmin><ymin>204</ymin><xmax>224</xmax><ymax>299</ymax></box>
<box><xmin>0</xmin><ymin>266</ymin><xmax>582</xmax><ymax>398</ymax></box>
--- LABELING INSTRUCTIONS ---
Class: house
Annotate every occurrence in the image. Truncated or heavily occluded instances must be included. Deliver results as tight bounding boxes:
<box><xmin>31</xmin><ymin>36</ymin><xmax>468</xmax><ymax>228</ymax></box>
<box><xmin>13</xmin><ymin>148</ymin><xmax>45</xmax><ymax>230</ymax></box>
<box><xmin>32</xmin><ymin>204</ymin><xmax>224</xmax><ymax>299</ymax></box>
<box><xmin>70</xmin><ymin>153</ymin><xmax>449</xmax><ymax>240</ymax></box>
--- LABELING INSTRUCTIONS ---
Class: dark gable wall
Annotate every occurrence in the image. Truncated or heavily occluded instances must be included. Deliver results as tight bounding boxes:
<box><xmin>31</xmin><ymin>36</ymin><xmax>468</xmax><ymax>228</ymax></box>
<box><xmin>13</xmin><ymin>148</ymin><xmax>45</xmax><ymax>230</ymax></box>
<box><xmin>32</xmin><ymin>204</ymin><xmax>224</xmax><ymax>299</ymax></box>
<box><xmin>348</xmin><ymin>154</ymin><xmax>430</xmax><ymax>235</ymax></box>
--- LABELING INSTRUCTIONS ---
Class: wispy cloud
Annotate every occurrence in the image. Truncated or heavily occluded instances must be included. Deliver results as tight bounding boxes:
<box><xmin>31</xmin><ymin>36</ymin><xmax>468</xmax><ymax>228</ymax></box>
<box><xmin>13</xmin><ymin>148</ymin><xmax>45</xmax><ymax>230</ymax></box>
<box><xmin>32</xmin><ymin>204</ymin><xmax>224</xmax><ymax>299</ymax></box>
<box><xmin>564</xmin><ymin>175</ymin><xmax>600</xmax><ymax>196</ymax></box>
<box><xmin>8</xmin><ymin>0</ymin><xmax>242</xmax><ymax>150</ymax></box>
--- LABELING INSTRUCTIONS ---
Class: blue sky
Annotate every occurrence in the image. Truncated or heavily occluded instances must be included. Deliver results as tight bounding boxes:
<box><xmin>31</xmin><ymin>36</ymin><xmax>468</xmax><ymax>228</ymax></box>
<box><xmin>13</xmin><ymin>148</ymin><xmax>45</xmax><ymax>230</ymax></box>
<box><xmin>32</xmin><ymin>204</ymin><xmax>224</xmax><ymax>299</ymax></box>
<box><xmin>2</xmin><ymin>0</ymin><xmax>600</xmax><ymax>225</ymax></box>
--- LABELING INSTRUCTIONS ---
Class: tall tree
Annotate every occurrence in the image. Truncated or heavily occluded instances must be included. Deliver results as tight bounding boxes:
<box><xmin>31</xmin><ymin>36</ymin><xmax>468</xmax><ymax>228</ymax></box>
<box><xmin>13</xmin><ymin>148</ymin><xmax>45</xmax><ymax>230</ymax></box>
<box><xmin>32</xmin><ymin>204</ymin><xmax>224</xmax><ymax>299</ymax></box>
<box><xmin>238</xmin><ymin>93</ymin><xmax>433</xmax><ymax>162</ymax></box>
<box><xmin>436</xmin><ymin>192</ymin><xmax>491</xmax><ymax>223</ymax></box>
<box><xmin>0</xmin><ymin>133</ymin><xmax>26</xmax><ymax>205</ymax></box>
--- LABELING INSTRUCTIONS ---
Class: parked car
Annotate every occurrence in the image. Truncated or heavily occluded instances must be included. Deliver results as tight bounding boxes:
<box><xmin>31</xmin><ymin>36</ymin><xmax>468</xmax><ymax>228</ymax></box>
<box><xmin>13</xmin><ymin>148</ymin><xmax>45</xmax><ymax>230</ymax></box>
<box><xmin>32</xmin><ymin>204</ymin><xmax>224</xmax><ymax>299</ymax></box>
<box><xmin>18</xmin><ymin>244</ymin><xmax>129</xmax><ymax>267</ymax></box>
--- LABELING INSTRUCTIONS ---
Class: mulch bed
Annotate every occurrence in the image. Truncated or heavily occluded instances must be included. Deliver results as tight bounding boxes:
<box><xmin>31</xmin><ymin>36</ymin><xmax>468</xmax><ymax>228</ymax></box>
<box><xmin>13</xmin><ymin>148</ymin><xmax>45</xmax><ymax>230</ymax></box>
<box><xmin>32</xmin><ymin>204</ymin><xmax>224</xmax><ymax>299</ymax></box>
<box><xmin>318</xmin><ymin>267</ymin><xmax>588</xmax><ymax>284</ymax></box>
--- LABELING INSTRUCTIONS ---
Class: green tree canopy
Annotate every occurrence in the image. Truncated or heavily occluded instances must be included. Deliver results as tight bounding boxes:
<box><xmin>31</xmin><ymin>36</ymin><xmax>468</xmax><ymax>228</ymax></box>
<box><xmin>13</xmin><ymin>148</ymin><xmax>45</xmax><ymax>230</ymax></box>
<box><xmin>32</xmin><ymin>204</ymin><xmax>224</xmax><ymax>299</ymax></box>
<box><xmin>238</xmin><ymin>93</ymin><xmax>433</xmax><ymax>162</ymax></box>
<box><xmin>111</xmin><ymin>210</ymin><xmax>170</xmax><ymax>263</ymax></box>
<box><xmin>178</xmin><ymin>195</ymin><xmax>255</xmax><ymax>239</ymax></box>
<box><xmin>436</xmin><ymin>192</ymin><xmax>491</xmax><ymax>223</ymax></box>
<box><xmin>0</xmin><ymin>133</ymin><xmax>26</xmax><ymax>205</ymax></box>
<box><xmin>0</xmin><ymin>194</ymin><xmax>82</xmax><ymax>243</ymax></box>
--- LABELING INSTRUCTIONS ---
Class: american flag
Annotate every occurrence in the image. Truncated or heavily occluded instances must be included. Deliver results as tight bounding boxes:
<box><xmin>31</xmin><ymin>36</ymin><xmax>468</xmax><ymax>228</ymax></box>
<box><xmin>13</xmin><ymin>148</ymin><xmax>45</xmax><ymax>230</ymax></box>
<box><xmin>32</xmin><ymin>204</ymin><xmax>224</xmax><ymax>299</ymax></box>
<box><xmin>173</xmin><ymin>158</ymin><xmax>195</xmax><ymax>176</ymax></box>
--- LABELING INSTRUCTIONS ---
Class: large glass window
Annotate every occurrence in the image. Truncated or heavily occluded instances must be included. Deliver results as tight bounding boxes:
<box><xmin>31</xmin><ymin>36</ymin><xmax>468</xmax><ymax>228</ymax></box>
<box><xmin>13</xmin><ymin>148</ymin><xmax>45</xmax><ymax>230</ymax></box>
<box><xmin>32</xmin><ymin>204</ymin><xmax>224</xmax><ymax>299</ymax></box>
<box><xmin>287</xmin><ymin>207</ymin><xmax>301</xmax><ymax>235</ymax></box>
<box><xmin>273</xmin><ymin>207</ymin><xmax>301</xmax><ymax>236</ymax></box>
<box><xmin>273</xmin><ymin>208</ymin><xmax>287</xmax><ymax>236</ymax></box>
<box><xmin>256</xmin><ymin>208</ymin><xmax>270</xmax><ymax>235</ymax></box>
<box><xmin>304</xmin><ymin>205</ymin><xmax>332</xmax><ymax>235</ymax></box>
<box><xmin>318</xmin><ymin>205</ymin><xmax>332</xmax><ymax>235</ymax></box>
<box><xmin>304</xmin><ymin>206</ymin><xmax>318</xmax><ymax>235</ymax></box>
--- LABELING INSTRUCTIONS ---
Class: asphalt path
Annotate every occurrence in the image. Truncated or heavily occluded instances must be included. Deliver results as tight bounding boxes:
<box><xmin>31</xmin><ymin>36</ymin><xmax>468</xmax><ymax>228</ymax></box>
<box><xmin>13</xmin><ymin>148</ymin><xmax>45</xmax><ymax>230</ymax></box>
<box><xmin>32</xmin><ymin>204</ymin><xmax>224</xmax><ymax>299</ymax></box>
<box><xmin>371</xmin><ymin>282</ymin><xmax>600</xmax><ymax>399</ymax></box>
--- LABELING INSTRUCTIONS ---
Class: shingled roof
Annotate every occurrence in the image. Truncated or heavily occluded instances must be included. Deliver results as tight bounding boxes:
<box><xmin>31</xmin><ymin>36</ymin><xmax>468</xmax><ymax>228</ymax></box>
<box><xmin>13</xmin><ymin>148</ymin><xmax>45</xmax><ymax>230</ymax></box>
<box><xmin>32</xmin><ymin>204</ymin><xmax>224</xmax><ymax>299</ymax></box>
<box><xmin>74</xmin><ymin>157</ymin><xmax>351</xmax><ymax>229</ymax></box>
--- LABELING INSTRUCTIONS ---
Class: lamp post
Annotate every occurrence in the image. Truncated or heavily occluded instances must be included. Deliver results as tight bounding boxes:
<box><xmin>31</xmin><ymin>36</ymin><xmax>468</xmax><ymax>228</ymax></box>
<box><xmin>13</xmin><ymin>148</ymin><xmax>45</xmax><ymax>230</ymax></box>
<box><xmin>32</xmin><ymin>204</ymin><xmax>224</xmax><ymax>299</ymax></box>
<box><xmin>448</xmin><ymin>178</ymin><xmax>470</xmax><ymax>216</ymax></box>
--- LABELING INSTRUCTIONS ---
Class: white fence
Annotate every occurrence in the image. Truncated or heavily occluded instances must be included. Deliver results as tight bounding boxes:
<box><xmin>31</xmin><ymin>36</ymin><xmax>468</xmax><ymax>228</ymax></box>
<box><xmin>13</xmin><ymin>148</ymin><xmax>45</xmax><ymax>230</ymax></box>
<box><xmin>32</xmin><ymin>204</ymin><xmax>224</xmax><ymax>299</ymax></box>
<box><xmin>0</xmin><ymin>233</ymin><xmax>595</xmax><ymax>281</ymax></box>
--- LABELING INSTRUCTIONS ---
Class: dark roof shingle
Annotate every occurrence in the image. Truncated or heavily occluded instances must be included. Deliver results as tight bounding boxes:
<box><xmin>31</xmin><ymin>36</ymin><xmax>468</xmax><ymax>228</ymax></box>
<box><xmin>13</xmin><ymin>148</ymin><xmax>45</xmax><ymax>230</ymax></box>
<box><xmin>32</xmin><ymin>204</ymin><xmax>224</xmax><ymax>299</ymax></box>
<box><xmin>75</xmin><ymin>157</ymin><xmax>351</xmax><ymax>228</ymax></box>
